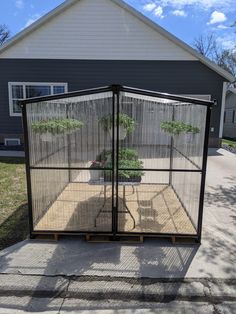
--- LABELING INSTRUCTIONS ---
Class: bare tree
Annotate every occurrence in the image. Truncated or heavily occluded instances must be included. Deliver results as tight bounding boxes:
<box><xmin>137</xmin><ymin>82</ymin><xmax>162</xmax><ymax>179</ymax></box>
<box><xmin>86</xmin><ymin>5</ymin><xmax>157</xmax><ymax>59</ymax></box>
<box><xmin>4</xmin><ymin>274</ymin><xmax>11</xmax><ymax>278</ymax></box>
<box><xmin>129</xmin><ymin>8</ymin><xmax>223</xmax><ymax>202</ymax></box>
<box><xmin>0</xmin><ymin>24</ymin><xmax>10</xmax><ymax>46</ymax></box>
<box><xmin>193</xmin><ymin>34</ymin><xmax>219</xmax><ymax>59</ymax></box>
<box><xmin>216</xmin><ymin>50</ymin><xmax>236</xmax><ymax>76</ymax></box>
<box><xmin>193</xmin><ymin>33</ymin><xmax>236</xmax><ymax>76</ymax></box>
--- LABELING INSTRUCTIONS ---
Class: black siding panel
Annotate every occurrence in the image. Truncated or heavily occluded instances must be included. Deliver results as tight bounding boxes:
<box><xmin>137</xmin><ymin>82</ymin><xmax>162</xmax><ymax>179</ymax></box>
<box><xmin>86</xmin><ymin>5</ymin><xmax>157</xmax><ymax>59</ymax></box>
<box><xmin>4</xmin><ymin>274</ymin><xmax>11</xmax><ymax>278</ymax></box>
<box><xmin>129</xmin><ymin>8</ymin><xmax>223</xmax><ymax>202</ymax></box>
<box><xmin>0</xmin><ymin>59</ymin><xmax>225</xmax><ymax>139</ymax></box>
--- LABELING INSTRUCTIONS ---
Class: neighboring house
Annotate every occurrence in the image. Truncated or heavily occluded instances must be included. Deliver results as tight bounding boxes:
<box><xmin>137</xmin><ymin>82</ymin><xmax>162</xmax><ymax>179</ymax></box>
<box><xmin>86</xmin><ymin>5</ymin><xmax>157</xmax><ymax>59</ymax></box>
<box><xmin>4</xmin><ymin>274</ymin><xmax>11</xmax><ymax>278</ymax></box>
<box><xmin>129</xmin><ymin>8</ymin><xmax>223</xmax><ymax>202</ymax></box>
<box><xmin>223</xmin><ymin>86</ymin><xmax>236</xmax><ymax>140</ymax></box>
<box><xmin>0</xmin><ymin>0</ymin><xmax>235</xmax><ymax>148</ymax></box>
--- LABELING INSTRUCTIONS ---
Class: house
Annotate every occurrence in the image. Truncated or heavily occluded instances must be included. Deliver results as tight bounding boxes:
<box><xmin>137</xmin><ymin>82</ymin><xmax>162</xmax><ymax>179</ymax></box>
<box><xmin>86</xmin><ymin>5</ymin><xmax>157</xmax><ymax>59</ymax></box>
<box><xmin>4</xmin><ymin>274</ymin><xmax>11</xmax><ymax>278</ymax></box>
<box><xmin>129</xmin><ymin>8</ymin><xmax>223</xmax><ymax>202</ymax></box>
<box><xmin>223</xmin><ymin>86</ymin><xmax>236</xmax><ymax>140</ymax></box>
<box><xmin>0</xmin><ymin>0</ymin><xmax>235</xmax><ymax>148</ymax></box>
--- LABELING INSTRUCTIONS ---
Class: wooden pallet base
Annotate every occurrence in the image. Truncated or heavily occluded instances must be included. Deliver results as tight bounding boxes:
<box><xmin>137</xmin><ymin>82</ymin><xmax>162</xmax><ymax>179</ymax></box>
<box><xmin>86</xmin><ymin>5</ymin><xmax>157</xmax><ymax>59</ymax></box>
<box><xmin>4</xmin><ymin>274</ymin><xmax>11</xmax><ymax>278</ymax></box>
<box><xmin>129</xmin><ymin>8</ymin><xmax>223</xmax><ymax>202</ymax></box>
<box><xmin>171</xmin><ymin>236</ymin><xmax>199</xmax><ymax>245</ymax></box>
<box><xmin>31</xmin><ymin>233</ymin><xmax>199</xmax><ymax>244</ymax></box>
<box><xmin>32</xmin><ymin>234</ymin><xmax>59</xmax><ymax>241</ymax></box>
<box><xmin>85</xmin><ymin>234</ymin><xmax>144</xmax><ymax>243</ymax></box>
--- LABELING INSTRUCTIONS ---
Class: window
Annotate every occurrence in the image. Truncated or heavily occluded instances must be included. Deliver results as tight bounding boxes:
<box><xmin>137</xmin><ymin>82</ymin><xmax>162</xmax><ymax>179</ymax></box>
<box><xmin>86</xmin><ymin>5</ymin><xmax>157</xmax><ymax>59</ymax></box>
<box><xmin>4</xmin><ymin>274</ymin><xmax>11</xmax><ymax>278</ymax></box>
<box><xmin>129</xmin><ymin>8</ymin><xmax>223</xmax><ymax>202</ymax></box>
<box><xmin>8</xmin><ymin>82</ymin><xmax>68</xmax><ymax>116</ymax></box>
<box><xmin>4</xmin><ymin>138</ymin><xmax>21</xmax><ymax>146</ymax></box>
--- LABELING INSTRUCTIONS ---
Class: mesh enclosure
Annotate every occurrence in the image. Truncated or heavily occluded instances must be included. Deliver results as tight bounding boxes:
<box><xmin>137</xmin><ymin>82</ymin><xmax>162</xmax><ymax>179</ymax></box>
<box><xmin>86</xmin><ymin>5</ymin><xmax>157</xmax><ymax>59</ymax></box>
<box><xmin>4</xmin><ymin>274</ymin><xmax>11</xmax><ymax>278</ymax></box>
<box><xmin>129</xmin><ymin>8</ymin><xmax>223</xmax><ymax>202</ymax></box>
<box><xmin>23</xmin><ymin>86</ymin><xmax>211</xmax><ymax>238</ymax></box>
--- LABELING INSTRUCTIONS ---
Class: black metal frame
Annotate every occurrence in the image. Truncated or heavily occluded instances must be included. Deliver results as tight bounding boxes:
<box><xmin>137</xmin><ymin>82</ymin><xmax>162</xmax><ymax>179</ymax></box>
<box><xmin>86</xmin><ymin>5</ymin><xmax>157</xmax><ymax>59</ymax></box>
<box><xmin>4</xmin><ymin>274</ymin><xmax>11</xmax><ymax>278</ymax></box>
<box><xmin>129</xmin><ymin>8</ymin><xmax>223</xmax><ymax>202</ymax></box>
<box><xmin>20</xmin><ymin>85</ymin><xmax>213</xmax><ymax>242</ymax></box>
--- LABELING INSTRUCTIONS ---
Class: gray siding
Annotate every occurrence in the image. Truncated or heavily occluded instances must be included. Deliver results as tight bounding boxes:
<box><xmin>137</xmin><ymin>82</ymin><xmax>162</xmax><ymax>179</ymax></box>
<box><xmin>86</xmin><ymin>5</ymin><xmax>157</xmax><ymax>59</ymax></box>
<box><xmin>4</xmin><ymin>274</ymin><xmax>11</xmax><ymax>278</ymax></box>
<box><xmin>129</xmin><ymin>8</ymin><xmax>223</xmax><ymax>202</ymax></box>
<box><xmin>0</xmin><ymin>59</ymin><xmax>225</xmax><ymax>145</ymax></box>
<box><xmin>223</xmin><ymin>92</ymin><xmax>236</xmax><ymax>139</ymax></box>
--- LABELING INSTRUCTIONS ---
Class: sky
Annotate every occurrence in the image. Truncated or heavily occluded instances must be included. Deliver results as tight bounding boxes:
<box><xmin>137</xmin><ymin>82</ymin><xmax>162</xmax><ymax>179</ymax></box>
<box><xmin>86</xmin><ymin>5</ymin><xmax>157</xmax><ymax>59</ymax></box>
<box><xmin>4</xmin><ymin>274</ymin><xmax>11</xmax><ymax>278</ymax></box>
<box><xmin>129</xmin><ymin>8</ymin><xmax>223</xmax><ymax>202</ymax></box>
<box><xmin>0</xmin><ymin>0</ymin><xmax>236</xmax><ymax>50</ymax></box>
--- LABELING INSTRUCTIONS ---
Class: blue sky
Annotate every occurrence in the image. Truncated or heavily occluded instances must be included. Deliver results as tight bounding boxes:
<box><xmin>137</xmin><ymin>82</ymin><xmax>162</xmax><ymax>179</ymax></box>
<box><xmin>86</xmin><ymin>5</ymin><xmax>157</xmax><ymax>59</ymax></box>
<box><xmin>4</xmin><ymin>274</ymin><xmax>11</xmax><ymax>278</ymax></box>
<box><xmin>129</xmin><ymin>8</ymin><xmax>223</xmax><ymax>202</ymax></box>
<box><xmin>0</xmin><ymin>0</ymin><xmax>236</xmax><ymax>50</ymax></box>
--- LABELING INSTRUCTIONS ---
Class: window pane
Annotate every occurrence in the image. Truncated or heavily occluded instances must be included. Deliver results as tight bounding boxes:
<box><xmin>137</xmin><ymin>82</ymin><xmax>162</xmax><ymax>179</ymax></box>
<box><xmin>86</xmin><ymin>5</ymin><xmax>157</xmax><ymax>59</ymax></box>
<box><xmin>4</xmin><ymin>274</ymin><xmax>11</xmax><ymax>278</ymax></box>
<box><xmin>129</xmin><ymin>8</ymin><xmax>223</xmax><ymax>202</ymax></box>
<box><xmin>13</xmin><ymin>100</ymin><xmax>21</xmax><ymax>114</ymax></box>
<box><xmin>53</xmin><ymin>86</ymin><xmax>65</xmax><ymax>94</ymax></box>
<box><xmin>26</xmin><ymin>85</ymin><xmax>51</xmax><ymax>98</ymax></box>
<box><xmin>12</xmin><ymin>85</ymin><xmax>23</xmax><ymax>99</ymax></box>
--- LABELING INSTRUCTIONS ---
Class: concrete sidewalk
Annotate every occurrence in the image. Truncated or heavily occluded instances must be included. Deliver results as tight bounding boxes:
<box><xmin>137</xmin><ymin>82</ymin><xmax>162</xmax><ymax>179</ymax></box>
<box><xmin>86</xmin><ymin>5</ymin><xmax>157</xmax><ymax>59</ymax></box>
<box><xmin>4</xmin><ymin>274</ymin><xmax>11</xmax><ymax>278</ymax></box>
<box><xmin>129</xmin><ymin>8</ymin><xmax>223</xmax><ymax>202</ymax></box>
<box><xmin>0</xmin><ymin>274</ymin><xmax>235</xmax><ymax>313</ymax></box>
<box><xmin>0</xmin><ymin>148</ymin><xmax>235</xmax><ymax>313</ymax></box>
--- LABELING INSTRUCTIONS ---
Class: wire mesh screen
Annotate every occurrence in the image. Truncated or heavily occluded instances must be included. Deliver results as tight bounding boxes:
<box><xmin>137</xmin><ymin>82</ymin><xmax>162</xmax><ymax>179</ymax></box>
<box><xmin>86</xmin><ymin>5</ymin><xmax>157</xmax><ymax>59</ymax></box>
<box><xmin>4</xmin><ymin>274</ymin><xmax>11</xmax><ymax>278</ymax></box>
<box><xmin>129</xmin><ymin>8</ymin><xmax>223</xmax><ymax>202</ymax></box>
<box><xmin>32</xmin><ymin>170</ymin><xmax>112</xmax><ymax>232</ymax></box>
<box><xmin>172</xmin><ymin>104</ymin><xmax>207</xmax><ymax>170</ymax></box>
<box><xmin>23</xmin><ymin>86</ymin><xmax>210</xmax><ymax>237</ymax></box>
<box><xmin>119</xmin><ymin>92</ymin><xmax>173</xmax><ymax>174</ymax></box>
<box><xmin>171</xmin><ymin>104</ymin><xmax>207</xmax><ymax>228</ymax></box>
<box><xmin>116</xmin><ymin>92</ymin><xmax>207</xmax><ymax>234</ymax></box>
<box><xmin>26</xmin><ymin>92</ymin><xmax>114</xmax><ymax>231</ymax></box>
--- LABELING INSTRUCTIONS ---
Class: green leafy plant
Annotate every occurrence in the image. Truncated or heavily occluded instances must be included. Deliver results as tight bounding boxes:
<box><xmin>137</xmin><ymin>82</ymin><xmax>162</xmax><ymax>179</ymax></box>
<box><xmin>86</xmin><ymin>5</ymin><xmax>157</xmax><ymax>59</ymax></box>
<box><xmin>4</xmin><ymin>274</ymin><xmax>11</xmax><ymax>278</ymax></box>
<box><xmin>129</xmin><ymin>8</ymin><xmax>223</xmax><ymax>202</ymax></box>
<box><xmin>104</xmin><ymin>158</ymin><xmax>144</xmax><ymax>181</ymax></box>
<box><xmin>97</xmin><ymin>148</ymin><xmax>144</xmax><ymax>181</ymax></box>
<box><xmin>160</xmin><ymin>121</ymin><xmax>200</xmax><ymax>135</ymax></box>
<box><xmin>99</xmin><ymin>113</ymin><xmax>136</xmax><ymax>134</ymax></box>
<box><xmin>32</xmin><ymin>118</ymin><xmax>84</xmax><ymax>134</ymax></box>
<box><xmin>96</xmin><ymin>148</ymin><xmax>138</xmax><ymax>164</ymax></box>
<box><xmin>119</xmin><ymin>148</ymin><xmax>138</xmax><ymax>160</ymax></box>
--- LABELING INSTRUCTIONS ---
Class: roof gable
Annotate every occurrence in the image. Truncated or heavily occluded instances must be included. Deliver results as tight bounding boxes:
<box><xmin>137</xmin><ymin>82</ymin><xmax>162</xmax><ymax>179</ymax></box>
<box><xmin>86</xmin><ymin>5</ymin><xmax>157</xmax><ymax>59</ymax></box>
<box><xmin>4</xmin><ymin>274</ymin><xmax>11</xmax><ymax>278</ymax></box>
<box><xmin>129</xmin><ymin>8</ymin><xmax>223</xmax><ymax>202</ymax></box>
<box><xmin>0</xmin><ymin>0</ymin><xmax>234</xmax><ymax>82</ymax></box>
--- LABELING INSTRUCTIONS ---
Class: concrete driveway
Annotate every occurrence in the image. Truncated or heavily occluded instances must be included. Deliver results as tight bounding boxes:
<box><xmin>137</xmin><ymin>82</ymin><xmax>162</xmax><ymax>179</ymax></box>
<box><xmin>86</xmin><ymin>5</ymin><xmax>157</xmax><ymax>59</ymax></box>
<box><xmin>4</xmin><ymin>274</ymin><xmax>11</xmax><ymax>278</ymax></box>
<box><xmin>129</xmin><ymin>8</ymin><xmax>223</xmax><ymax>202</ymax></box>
<box><xmin>0</xmin><ymin>148</ymin><xmax>235</xmax><ymax>313</ymax></box>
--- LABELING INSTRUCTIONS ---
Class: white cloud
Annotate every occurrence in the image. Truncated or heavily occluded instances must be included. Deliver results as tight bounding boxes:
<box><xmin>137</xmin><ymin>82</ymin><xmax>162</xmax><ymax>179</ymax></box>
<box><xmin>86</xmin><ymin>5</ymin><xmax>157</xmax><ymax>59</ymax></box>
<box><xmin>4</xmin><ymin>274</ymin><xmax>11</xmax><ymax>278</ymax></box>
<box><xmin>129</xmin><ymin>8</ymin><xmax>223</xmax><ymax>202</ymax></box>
<box><xmin>143</xmin><ymin>3</ymin><xmax>156</xmax><ymax>11</ymax></box>
<box><xmin>154</xmin><ymin>6</ymin><xmax>164</xmax><ymax>18</ymax></box>
<box><xmin>217</xmin><ymin>24</ymin><xmax>229</xmax><ymax>29</ymax></box>
<box><xmin>15</xmin><ymin>0</ymin><xmax>24</xmax><ymax>9</ymax></box>
<box><xmin>172</xmin><ymin>9</ymin><xmax>187</xmax><ymax>16</ymax></box>
<box><xmin>24</xmin><ymin>14</ymin><xmax>41</xmax><ymax>28</ymax></box>
<box><xmin>208</xmin><ymin>11</ymin><xmax>227</xmax><ymax>24</ymax></box>
<box><xmin>143</xmin><ymin>3</ymin><xmax>164</xmax><ymax>18</ymax></box>
<box><xmin>148</xmin><ymin>0</ymin><xmax>233</xmax><ymax>10</ymax></box>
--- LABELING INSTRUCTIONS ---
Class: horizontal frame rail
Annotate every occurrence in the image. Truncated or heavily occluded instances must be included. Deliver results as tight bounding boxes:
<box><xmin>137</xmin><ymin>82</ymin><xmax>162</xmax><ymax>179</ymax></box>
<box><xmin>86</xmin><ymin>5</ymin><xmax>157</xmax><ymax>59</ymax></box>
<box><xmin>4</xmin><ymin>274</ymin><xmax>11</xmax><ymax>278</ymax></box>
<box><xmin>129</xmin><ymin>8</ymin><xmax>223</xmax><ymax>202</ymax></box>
<box><xmin>120</xmin><ymin>86</ymin><xmax>214</xmax><ymax>107</ymax></box>
<box><xmin>19</xmin><ymin>86</ymin><xmax>112</xmax><ymax>106</ymax></box>
<box><xmin>29</xmin><ymin>166</ymin><xmax>202</xmax><ymax>172</ymax></box>
<box><xmin>32</xmin><ymin>230</ymin><xmax>198</xmax><ymax>238</ymax></box>
<box><xmin>29</xmin><ymin>166</ymin><xmax>113</xmax><ymax>171</ymax></box>
<box><xmin>19</xmin><ymin>85</ymin><xmax>214</xmax><ymax>107</ymax></box>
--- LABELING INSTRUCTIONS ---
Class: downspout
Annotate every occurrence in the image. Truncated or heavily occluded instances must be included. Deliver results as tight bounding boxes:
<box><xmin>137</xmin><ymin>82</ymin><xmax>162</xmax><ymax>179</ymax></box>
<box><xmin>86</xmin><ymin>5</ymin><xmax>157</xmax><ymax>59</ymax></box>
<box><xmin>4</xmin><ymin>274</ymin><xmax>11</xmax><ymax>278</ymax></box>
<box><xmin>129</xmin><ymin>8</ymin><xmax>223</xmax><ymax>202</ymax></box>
<box><xmin>219</xmin><ymin>81</ymin><xmax>228</xmax><ymax>142</ymax></box>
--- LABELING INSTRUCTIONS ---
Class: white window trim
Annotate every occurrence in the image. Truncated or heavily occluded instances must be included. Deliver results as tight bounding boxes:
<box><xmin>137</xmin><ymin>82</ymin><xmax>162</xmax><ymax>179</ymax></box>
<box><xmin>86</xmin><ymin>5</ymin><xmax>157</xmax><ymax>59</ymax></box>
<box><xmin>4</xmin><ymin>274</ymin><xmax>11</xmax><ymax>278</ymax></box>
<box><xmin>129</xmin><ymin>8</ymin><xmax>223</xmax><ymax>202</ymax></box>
<box><xmin>8</xmin><ymin>82</ymin><xmax>68</xmax><ymax>117</ymax></box>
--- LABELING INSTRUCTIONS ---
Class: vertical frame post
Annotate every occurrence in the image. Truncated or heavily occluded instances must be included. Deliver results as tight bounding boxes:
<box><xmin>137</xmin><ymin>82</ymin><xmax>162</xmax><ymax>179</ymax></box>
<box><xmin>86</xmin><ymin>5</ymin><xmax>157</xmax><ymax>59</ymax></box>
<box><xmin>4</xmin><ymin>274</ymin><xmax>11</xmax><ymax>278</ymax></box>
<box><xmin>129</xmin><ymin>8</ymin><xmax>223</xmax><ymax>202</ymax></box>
<box><xmin>21</xmin><ymin>102</ymin><xmax>34</xmax><ymax>238</ymax></box>
<box><xmin>115</xmin><ymin>88</ymin><xmax>120</xmax><ymax>237</ymax></box>
<box><xmin>169</xmin><ymin>105</ymin><xmax>175</xmax><ymax>185</ymax></box>
<box><xmin>197</xmin><ymin>105</ymin><xmax>212</xmax><ymax>243</ymax></box>
<box><xmin>111</xmin><ymin>89</ymin><xmax>116</xmax><ymax>237</ymax></box>
<box><xmin>66</xmin><ymin>104</ymin><xmax>71</xmax><ymax>182</ymax></box>
<box><xmin>111</xmin><ymin>85</ymin><xmax>121</xmax><ymax>238</ymax></box>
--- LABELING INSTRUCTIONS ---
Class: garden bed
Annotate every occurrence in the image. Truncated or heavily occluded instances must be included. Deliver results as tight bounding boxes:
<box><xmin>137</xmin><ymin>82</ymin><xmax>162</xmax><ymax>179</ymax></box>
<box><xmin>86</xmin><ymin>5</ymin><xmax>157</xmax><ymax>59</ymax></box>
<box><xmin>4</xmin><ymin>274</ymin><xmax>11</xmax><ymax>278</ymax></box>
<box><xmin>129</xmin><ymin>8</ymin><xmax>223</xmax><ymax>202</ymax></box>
<box><xmin>222</xmin><ymin>139</ymin><xmax>236</xmax><ymax>154</ymax></box>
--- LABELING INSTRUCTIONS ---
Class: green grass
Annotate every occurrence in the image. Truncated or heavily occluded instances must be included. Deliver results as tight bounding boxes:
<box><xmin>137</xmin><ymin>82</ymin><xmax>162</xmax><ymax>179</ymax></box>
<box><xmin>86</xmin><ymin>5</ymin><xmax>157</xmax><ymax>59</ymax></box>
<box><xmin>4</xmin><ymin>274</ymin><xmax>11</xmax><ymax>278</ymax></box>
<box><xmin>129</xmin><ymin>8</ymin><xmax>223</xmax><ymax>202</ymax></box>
<box><xmin>222</xmin><ymin>138</ymin><xmax>236</xmax><ymax>148</ymax></box>
<box><xmin>0</xmin><ymin>157</ymin><xmax>28</xmax><ymax>250</ymax></box>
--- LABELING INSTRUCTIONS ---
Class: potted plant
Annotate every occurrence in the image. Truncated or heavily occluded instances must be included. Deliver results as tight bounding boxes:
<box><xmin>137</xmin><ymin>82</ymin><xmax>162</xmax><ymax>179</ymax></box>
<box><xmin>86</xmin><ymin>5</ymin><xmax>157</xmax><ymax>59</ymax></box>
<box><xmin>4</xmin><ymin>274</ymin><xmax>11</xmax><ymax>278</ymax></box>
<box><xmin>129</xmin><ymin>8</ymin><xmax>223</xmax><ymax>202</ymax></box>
<box><xmin>96</xmin><ymin>148</ymin><xmax>144</xmax><ymax>183</ymax></box>
<box><xmin>160</xmin><ymin>121</ymin><xmax>200</xmax><ymax>142</ymax></box>
<box><xmin>89</xmin><ymin>160</ymin><xmax>104</xmax><ymax>182</ymax></box>
<box><xmin>104</xmin><ymin>158</ymin><xmax>144</xmax><ymax>182</ymax></box>
<box><xmin>32</xmin><ymin>118</ymin><xmax>84</xmax><ymax>142</ymax></box>
<box><xmin>99</xmin><ymin>113</ymin><xmax>136</xmax><ymax>140</ymax></box>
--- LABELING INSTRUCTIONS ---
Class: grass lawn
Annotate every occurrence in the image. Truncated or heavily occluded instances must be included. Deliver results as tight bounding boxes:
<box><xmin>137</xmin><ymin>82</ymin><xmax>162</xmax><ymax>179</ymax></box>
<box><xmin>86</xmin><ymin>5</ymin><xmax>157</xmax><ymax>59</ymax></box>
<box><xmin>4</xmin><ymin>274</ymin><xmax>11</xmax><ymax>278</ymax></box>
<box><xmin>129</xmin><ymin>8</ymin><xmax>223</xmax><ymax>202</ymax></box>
<box><xmin>222</xmin><ymin>138</ymin><xmax>236</xmax><ymax>147</ymax></box>
<box><xmin>0</xmin><ymin>157</ymin><xmax>28</xmax><ymax>250</ymax></box>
